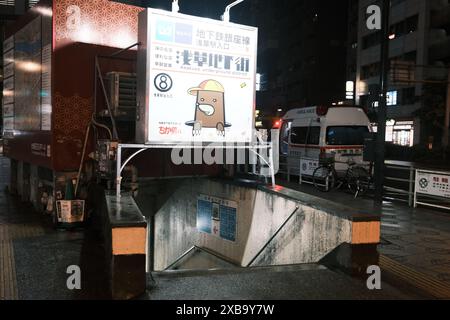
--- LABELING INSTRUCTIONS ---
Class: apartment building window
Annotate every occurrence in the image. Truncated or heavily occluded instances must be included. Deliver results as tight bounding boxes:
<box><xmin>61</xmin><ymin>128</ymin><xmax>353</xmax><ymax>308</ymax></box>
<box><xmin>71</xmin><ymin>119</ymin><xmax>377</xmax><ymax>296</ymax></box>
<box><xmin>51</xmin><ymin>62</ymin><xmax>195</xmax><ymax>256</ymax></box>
<box><xmin>387</xmin><ymin>90</ymin><xmax>398</xmax><ymax>106</ymax></box>
<box><xmin>0</xmin><ymin>0</ymin><xmax>15</xmax><ymax>5</ymax></box>
<box><xmin>402</xmin><ymin>87</ymin><xmax>416</xmax><ymax>105</ymax></box>
<box><xmin>361</xmin><ymin>62</ymin><xmax>380</xmax><ymax>80</ymax></box>
<box><xmin>390</xmin><ymin>22</ymin><xmax>405</xmax><ymax>37</ymax></box>
<box><xmin>363</xmin><ymin>14</ymin><xmax>418</xmax><ymax>49</ymax></box>
<box><xmin>390</xmin><ymin>51</ymin><xmax>417</xmax><ymax>64</ymax></box>
<box><xmin>362</xmin><ymin>31</ymin><xmax>381</xmax><ymax>50</ymax></box>
<box><xmin>403</xmin><ymin>51</ymin><xmax>417</xmax><ymax>62</ymax></box>
<box><xmin>392</xmin><ymin>121</ymin><xmax>415</xmax><ymax>147</ymax></box>
<box><xmin>389</xmin><ymin>52</ymin><xmax>417</xmax><ymax>70</ymax></box>
<box><xmin>405</xmin><ymin>15</ymin><xmax>419</xmax><ymax>34</ymax></box>
<box><xmin>389</xmin><ymin>15</ymin><xmax>419</xmax><ymax>38</ymax></box>
<box><xmin>372</xmin><ymin>120</ymin><xmax>415</xmax><ymax>147</ymax></box>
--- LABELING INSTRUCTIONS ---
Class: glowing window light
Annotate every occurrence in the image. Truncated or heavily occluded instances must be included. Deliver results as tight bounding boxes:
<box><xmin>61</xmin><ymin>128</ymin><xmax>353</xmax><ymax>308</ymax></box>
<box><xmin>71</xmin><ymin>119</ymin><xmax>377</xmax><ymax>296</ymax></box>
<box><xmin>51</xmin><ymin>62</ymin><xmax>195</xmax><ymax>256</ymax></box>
<box><xmin>387</xmin><ymin>90</ymin><xmax>398</xmax><ymax>106</ymax></box>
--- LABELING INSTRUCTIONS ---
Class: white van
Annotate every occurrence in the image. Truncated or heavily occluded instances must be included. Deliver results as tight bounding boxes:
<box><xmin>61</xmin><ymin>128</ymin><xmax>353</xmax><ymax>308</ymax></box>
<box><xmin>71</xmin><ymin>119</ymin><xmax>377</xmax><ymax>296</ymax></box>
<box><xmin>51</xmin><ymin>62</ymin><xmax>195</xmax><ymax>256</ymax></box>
<box><xmin>279</xmin><ymin>105</ymin><xmax>373</xmax><ymax>177</ymax></box>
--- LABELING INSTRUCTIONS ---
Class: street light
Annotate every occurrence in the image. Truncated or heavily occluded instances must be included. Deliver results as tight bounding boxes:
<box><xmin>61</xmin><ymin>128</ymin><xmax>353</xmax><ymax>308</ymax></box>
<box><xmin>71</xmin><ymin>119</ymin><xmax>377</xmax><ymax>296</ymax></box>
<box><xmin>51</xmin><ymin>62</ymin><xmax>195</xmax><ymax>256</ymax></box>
<box><xmin>222</xmin><ymin>0</ymin><xmax>245</xmax><ymax>23</ymax></box>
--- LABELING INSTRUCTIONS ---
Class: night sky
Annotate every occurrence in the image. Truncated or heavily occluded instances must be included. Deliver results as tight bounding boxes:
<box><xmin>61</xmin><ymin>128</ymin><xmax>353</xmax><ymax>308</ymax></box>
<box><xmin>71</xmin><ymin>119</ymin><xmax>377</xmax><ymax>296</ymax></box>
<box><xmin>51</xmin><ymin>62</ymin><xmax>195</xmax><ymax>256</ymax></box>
<box><xmin>116</xmin><ymin>0</ymin><xmax>252</xmax><ymax>24</ymax></box>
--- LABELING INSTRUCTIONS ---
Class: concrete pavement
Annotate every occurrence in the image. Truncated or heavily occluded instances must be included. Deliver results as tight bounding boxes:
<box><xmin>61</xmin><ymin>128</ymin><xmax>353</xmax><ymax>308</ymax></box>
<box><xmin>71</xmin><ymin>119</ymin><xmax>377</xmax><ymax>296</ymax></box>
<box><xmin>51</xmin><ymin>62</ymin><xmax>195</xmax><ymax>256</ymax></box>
<box><xmin>277</xmin><ymin>177</ymin><xmax>450</xmax><ymax>298</ymax></box>
<box><xmin>0</xmin><ymin>157</ymin><xmax>109</xmax><ymax>300</ymax></box>
<box><xmin>144</xmin><ymin>264</ymin><xmax>418</xmax><ymax>300</ymax></box>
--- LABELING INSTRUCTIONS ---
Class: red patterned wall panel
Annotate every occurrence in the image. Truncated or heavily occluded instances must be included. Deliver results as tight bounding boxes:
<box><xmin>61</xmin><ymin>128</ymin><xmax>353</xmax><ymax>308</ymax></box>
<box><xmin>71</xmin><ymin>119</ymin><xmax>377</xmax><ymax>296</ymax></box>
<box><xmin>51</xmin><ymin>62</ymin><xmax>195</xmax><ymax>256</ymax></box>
<box><xmin>51</xmin><ymin>0</ymin><xmax>142</xmax><ymax>171</ymax></box>
<box><xmin>52</xmin><ymin>42</ymin><xmax>137</xmax><ymax>171</ymax></box>
<box><xmin>54</xmin><ymin>0</ymin><xmax>143</xmax><ymax>49</ymax></box>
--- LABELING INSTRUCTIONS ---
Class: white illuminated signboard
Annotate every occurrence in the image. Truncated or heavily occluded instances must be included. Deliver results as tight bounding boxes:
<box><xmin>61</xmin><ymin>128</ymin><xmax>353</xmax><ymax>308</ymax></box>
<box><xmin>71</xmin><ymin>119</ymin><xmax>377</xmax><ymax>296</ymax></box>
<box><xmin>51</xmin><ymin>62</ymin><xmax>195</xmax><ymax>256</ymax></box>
<box><xmin>136</xmin><ymin>9</ymin><xmax>258</xmax><ymax>144</ymax></box>
<box><xmin>415</xmin><ymin>169</ymin><xmax>450</xmax><ymax>211</ymax></box>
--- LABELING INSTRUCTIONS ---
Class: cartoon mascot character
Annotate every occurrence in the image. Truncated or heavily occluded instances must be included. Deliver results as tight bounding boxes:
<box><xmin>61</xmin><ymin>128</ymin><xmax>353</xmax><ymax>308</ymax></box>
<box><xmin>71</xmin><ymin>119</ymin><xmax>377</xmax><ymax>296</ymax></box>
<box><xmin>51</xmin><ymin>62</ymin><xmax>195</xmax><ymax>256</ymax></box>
<box><xmin>186</xmin><ymin>79</ymin><xmax>230</xmax><ymax>137</ymax></box>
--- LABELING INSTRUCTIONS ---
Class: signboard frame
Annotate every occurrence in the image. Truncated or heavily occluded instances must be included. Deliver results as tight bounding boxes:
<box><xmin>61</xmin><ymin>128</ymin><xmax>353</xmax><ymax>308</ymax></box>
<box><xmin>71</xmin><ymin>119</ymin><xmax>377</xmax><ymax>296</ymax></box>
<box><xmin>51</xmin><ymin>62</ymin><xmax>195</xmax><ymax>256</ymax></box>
<box><xmin>136</xmin><ymin>8</ymin><xmax>258</xmax><ymax>145</ymax></box>
<box><xmin>414</xmin><ymin>169</ymin><xmax>450</xmax><ymax>211</ymax></box>
<box><xmin>299</xmin><ymin>157</ymin><xmax>320</xmax><ymax>186</ymax></box>
<box><xmin>197</xmin><ymin>194</ymin><xmax>238</xmax><ymax>242</ymax></box>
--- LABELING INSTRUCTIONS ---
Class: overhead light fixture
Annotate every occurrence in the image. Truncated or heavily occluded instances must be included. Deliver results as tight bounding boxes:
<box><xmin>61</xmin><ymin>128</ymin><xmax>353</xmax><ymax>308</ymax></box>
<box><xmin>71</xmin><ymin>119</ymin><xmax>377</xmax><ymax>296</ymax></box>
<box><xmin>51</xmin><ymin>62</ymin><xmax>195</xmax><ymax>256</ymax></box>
<box><xmin>172</xmin><ymin>0</ymin><xmax>179</xmax><ymax>13</ymax></box>
<box><xmin>222</xmin><ymin>0</ymin><xmax>245</xmax><ymax>23</ymax></box>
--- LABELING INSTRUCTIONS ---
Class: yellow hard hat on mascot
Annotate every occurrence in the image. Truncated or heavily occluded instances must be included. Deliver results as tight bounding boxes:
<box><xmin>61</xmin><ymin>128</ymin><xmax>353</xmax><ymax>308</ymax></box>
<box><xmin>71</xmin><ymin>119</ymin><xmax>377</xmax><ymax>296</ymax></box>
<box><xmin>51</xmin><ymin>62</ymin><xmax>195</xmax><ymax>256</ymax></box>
<box><xmin>188</xmin><ymin>79</ymin><xmax>225</xmax><ymax>95</ymax></box>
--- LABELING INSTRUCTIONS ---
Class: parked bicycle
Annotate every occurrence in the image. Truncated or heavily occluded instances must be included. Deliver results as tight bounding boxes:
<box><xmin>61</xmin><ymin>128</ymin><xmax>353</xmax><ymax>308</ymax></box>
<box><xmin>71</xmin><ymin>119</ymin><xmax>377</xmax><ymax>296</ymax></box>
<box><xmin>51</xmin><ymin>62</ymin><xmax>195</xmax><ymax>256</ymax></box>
<box><xmin>312</xmin><ymin>156</ymin><xmax>372</xmax><ymax>198</ymax></box>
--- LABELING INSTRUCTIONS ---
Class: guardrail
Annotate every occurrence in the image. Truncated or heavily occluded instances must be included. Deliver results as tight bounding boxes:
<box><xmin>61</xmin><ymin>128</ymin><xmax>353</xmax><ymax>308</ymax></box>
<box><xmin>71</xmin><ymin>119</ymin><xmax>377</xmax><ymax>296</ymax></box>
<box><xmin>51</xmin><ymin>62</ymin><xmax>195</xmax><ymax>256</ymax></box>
<box><xmin>414</xmin><ymin>169</ymin><xmax>450</xmax><ymax>211</ymax></box>
<box><xmin>278</xmin><ymin>156</ymin><xmax>299</xmax><ymax>183</ymax></box>
<box><xmin>384</xmin><ymin>161</ymin><xmax>416</xmax><ymax>207</ymax></box>
<box><xmin>278</xmin><ymin>158</ymin><xmax>422</xmax><ymax>207</ymax></box>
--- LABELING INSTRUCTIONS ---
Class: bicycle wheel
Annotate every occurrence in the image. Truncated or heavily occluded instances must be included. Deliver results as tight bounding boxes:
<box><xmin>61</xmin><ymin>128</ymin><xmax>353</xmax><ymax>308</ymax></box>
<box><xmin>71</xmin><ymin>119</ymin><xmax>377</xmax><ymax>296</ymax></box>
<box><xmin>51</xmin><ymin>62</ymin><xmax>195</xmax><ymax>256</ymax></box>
<box><xmin>313</xmin><ymin>166</ymin><xmax>336</xmax><ymax>192</ymax></box>
<box><xmin>347</xmin><ymin>166</ymin><xmax>371</xmax><ymax>197</ymax></box>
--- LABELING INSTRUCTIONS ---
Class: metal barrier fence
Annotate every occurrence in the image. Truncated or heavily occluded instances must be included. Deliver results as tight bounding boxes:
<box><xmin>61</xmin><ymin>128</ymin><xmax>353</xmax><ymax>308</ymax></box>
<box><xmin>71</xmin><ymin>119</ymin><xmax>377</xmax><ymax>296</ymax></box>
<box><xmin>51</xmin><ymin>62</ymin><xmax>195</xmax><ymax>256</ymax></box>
<box><xmin>279</xmin><ymin>157</ymin><xmax>450</xmax><ymax>209</ymax></box>
<box><xmin>279</xmin><ymin>157</ymin><xmax>420</xmax><ymax>207</ymax></box>
<box><xmin>383</xmin><ymin>161</ymin><xmax>416</xmax><ymax>207</ymax></box>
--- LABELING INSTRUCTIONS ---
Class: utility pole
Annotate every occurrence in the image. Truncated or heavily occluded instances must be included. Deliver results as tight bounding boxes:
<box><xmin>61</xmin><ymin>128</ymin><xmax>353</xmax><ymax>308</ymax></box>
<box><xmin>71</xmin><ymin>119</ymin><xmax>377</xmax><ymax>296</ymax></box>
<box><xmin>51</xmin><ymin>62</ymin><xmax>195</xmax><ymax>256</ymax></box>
<box><xmin>444</xmin><ymin>68</ymin><xmax>450</xmax><ymax>151</ymax></box>
<box><xmin>374</xmin><ymin>0</ymin><xmax>390</xmax><ymax>203</ymax></box>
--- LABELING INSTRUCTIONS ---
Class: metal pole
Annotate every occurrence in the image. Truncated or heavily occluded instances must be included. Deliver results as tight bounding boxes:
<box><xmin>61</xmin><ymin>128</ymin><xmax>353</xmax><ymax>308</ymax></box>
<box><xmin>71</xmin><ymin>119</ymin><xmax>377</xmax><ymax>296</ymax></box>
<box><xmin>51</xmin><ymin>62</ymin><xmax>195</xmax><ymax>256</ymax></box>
<box><xmin>150</xmin><ymin>214</ymin><xmax>155</xmax><ymax>271</ymax></box>
<box><xmin>116</xmin><ymin>145</ymin><xmax>122</xmax><ymax>197</ymax></box>
<box><xmin>408</xmin><ymin>166</ymin><xmax>414</xmax><ymax>207</ymax></box>
<box><xmin>413</xmin><ymin>169</ymin><xmax>418</xmax><ymax>208</ymax></box>
<box><xmin>172</xmin><ymin>0</ymin><xmax>180</xmax><ymax>13</ymax></box>
<box><xmin>443</xmin><ymin>68</ymin><xmax>450</xmax><ymax>150</ymax></box>
<box><xmin>94</xmin><ymin>57</ymin><xmax>98</xmax><ymax>117</ymax></box>
<box><xmin>96</xmin><ymin>58</ymin><xmax>119</xmax><ymax>140</ymax></box>
<box><xmin>374</xmin><ymin>0</ymin><xmax>390</xmax><ymax>203</ymax></box>
<box><xmin>109</xmin><ymin>42</ymin><xmax>139</xmax><ymax>58</ymax></box>
<box><xmin>269</xmin><ymin>146</ymin><xmax>275</xmax><ymax>188</ymax></box>
<box><xmin>222</xmin><ymin>0</ymin><xmax>245</xmax><ymax>22</ymax></box>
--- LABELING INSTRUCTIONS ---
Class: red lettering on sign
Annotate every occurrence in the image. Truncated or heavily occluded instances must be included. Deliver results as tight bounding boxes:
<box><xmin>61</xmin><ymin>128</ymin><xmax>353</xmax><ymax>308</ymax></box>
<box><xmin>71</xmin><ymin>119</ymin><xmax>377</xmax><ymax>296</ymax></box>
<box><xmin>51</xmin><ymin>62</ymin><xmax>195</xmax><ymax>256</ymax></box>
<box><xmin>159</xmin><ymin>127</ymin><xmax>180</xmax><ymax>135</ymax></box>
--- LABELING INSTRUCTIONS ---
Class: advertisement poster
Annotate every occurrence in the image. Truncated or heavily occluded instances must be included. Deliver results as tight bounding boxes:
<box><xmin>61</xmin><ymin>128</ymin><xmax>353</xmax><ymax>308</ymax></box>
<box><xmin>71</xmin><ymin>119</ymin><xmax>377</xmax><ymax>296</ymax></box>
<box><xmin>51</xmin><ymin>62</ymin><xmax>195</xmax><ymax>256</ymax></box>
<box><xmin>56</xmin><ymin>200</ymin><xmax>85</xmax><ymax>223</ymax></box>
<box><xmin>197</xmin><ymin>194</ymin><xmax>237</xmax><ymax>242</ymax></box>
<box><xmin>143</xmin><ymin>10</ymin><xmax>258</xmax><ymax>144</ymax></box>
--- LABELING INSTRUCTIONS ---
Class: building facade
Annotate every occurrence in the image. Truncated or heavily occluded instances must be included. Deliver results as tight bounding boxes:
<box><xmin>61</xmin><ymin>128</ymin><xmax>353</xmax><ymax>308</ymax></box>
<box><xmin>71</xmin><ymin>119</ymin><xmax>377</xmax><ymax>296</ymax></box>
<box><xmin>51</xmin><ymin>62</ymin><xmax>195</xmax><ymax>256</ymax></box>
<box><xmin>352</xmin><ymin>0</ymin><xmax>450</xmax><ymax>147</ymax></box>
<box><xmin>247</xmin><ymin>0</ymin><xmax>350</xmax><ymax>116</ymax></box>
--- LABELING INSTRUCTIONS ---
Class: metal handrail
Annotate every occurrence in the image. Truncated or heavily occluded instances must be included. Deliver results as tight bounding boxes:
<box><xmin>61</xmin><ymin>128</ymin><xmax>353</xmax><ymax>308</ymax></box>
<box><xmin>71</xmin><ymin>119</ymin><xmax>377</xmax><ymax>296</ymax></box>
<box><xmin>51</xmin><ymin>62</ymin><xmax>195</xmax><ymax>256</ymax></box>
<box><xmin>246</xmin><ymin>206</ymin><xmax>300</xmax><ymax>267</ymax></box>
<box><xmin>385</xmin><ymin>176</ymin><xmax>412</xmax><ymax>183</ymax></box>
<box><xmin>164</xmin><ymin>246</ymin><xmax>197</xmax><ymax>271</ymax></box>
<box><xmin>282</xmin><ymin>156</ymin><xmax>417</xmax><ymax>206</ymax></box>
<box><xmin>164</xmin><ymin>245</ymin><xmax>238</xmax><ymax>271</ymax></box>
